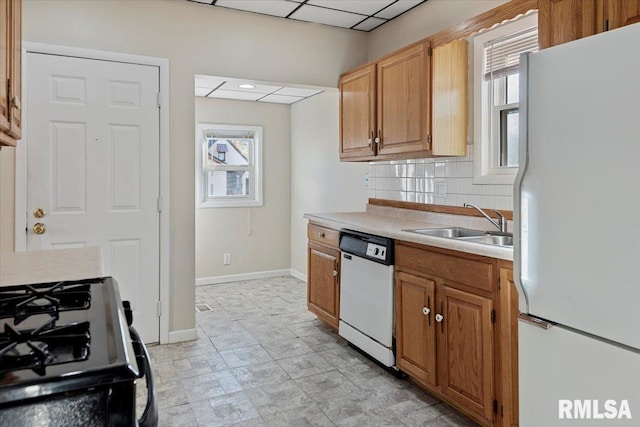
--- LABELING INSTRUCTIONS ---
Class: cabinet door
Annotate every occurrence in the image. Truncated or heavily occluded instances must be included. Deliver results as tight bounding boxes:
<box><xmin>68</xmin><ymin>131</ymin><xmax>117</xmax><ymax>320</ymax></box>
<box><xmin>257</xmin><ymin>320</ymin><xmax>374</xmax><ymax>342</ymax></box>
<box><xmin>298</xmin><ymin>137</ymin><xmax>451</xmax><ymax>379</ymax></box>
<box><xmin>395</xmin><ymin>271</ymin><xmax>437</xmax><ymax>386</ymax></box>
<box><xmin>0</xmin><ymin>0</ymin><xmax>10</xmax><ymax>135</ymax></box>
<box><xmin>439</xmin><ymin>285</ymin><xmax>494</xmax><ymax>422</ymax></box>
<box><xmin>339</xmin><ymin>64</ymin><xmax>376</xmax><ymax>160</ymax></box>
<box><xmin>7</xmin><ymin>0</ymin><xmax>20</xmax><ymax>139</ymax></box>
<box><xmin>604</xmin><ymin>0</ymin><xmax>640</xmax><ymax>30</ymax></box>
<box><xmin>307</xmin><ymin>243</ymin><xmax>340</xmax><ymax>329</ymax></box>
<box><xmin>539</xmin><ymin>0</ymin><xmax>598</xmax><ymax>49</ymax></box>
<box><xmin>377</xmin><ymin>42</ymin><xmax>431</xmax><ymax>156</ymax></box>
<box><xmin>499</xmin><ymin>267</ymin><xmax>519</xmax><ymax>427</ymax></box>
<box><xmin>432</xmin><ymin>39</ymin><xmax>467</xmax><ymax>156</ymax></box>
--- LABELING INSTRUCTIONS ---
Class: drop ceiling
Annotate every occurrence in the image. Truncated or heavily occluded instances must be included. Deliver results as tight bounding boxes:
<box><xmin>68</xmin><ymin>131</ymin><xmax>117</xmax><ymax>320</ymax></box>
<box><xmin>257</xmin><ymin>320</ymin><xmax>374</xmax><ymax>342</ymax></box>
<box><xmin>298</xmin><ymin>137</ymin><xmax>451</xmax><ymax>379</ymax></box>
<box><xmin>188</xmin><ymin>0</ymin><xmax>428</xmax><ymax>31</ymax></box>
<box><xmin>196</xmin><ymin>75</ymin><xmax>330</xmax><ymax>104</ymax></box>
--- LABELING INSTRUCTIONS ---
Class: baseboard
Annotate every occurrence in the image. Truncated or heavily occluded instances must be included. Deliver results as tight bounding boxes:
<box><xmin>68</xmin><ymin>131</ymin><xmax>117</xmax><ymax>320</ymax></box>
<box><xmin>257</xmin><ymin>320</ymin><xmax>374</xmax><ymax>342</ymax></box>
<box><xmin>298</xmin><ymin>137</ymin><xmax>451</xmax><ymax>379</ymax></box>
<box><xmin>168</xmin><ymin>328</ymin><xmax>198</xmax><ymax>343</ymax></box>
<box><xmin>196</xmin><ymin>269</ymin><xmax>292</xmax><ymax>286</ymax></box>
<box><xmin>290</xmin><ymin>269</ymin><xmax>307</xmax><ymax>283</ymax></box>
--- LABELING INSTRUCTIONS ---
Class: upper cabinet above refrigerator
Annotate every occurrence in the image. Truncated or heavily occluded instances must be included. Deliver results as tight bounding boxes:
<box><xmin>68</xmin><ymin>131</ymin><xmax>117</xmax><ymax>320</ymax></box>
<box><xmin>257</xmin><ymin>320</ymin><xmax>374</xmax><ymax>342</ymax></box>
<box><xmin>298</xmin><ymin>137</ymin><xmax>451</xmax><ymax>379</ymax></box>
<box><xmin>539</xmin><ymin>0</ymin><xmax>640</xmax><ymax>49</ymax></box>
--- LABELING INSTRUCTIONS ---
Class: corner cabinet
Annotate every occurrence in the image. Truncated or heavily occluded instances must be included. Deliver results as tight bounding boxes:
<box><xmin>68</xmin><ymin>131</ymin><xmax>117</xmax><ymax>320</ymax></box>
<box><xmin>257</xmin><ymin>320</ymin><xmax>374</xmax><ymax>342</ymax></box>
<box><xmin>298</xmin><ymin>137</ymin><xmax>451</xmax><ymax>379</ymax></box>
<box><xmin>0</xmin><ymin>0</ymin><xmax>22</xmax><ymax>147</ymax></box>
<box><xmin>339</xmin><ymin>41</ymin><xmax>432</xmax><ymax>161</ymax></box>
<box><xmin>539</xmin><ymin>0</ymin><xmax>640</xmax><ymax>49</ymax></box>
<box><xmin>395</xmin><ymin>241</ymin><xmax>518</xmax><ymax>427</ymax></box>
<box><xmin>307</xmin><ymin>223</ymin><xmax>340</xmax><ymax>330</ymax></box>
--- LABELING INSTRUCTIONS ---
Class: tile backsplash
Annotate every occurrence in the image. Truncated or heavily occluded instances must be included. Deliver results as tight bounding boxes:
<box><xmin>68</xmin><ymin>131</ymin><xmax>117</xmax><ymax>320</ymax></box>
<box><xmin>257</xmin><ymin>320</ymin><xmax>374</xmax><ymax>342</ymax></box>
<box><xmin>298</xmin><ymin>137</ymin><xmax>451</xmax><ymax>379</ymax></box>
<box><xmin>367</xmin><ymin>145</ymin><xmax>514</xmax><ymax>210</ymax></box>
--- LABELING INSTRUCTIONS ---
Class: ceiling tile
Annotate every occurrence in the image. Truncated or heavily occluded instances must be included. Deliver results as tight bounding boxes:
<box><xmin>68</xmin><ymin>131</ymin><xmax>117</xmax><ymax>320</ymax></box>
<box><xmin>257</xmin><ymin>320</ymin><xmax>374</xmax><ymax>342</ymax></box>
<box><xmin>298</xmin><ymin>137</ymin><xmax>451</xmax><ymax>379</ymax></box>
<box><xmin>208</xmin><ymin>90</ymin><xmax>264</xmax><ymax>101</ymax></box>
<box><xmin>219</xmin><ymin>81</ymin><xmax>283</xmax><ymax>94</ymax></box>
<box><xmin>259</xmin><ymin>94</ymin><xmax>303</xmax><ymax>104</ymax></box>
<box><xmin>195</xmin><ymin>76</ymin><xmax>226</xmax><ymax>89</ymax></box>
<box><xmin>195</xmin><ymin>87</ymin><xmax>213</xmax><ymax>97</ymax></box>
<box><xmin>352</xmin><ymin>16</ymin><xmax>387</xmax><ymax>31</ymax></box>
<box><xmin>375</xmin><ymin>0</ymin><xmax>424</xmax><ymax>19</ymax></box>
<box><xmin>273</xmin><ymin>87</ymin><xmax>323</xmax><ymax>97</ymax></box>
<box><xmin>308</xmin><ymin>0</ymin><xmax>393</xmax><ymax>17</ymax></box>
<box><xmin>290</xmin><ymin>4</ymin><xmax>364</xmax><ymax>28</ymax></box>
<box><xmin>214</xmin><ymin>0</ymin><xmax>299</xmax><ymax>18</ymax></box>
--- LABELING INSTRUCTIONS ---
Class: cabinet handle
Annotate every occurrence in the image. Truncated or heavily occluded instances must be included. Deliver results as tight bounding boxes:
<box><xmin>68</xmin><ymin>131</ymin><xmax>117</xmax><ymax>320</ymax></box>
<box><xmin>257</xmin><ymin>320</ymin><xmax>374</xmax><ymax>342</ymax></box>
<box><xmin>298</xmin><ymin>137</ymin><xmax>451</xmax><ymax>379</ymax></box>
<box><xmin>332</xmin><ymin>270</ymin><xmax>338</xmax><ymax>277</ymax></box>
<box><xmin>368</xmin><ymin>130</ymin><xmax>373</xmax><ymax>146</ymax></box>
<box><xmin>374</xmin><ymin>129</ymin><xmax>381</xmax><ymax>144</ymax></box>
<box><xmin>318</xmin><ymin>232</ymin><xmax>325</xmax><ymax>238</ymax></box>
<box><xmin>11</xmin><ymin>96</ymin><xmax>20</xmax><ymax>110</ymax></box>
<box><xmin>435</xmin><ymin>314</ymin><xmax>443</xmax><ymax>322</ymax></box>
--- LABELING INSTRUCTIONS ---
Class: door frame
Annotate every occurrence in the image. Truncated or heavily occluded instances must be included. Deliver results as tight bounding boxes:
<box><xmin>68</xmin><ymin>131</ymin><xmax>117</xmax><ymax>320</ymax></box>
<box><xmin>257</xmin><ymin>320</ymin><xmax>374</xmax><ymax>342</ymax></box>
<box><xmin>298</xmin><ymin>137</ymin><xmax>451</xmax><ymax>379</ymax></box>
<box><xmin>15</xmin><ymin>43</ymin><xmax>171</xmax><ymax>344</ymax></box>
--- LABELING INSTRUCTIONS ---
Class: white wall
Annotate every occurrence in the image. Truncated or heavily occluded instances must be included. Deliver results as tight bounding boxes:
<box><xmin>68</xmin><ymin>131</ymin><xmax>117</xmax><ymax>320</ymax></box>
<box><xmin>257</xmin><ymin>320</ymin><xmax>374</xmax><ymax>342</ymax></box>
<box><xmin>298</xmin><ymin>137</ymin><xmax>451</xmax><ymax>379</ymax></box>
<box><xmin>20</xmin><ymin>0</ymin><xmax>368</xmax><ymax>334</ymax></box>
<box><xmin>368</xmin><ymin>0</ymin><xmax>507</xmax><ymax>59</ymax></box>
<box><xmin>290</xmin><ymin>92</ymin><xmax>369</xmax><ymax>277</ymax></box>
<box><xmin>195</xmin><ymin>97</ymin><xmax>291</xmax><ymax>281</ymax></box>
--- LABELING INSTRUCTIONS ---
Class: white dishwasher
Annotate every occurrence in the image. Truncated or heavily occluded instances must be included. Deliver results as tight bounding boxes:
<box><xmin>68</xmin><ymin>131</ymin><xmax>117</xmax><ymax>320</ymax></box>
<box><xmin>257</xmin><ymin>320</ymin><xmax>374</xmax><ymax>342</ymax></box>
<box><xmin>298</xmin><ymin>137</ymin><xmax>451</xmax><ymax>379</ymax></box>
<box><xmin>339</xmin><ymin>230</ymin><xmax>395</xmax><ymax>367</ymax></box>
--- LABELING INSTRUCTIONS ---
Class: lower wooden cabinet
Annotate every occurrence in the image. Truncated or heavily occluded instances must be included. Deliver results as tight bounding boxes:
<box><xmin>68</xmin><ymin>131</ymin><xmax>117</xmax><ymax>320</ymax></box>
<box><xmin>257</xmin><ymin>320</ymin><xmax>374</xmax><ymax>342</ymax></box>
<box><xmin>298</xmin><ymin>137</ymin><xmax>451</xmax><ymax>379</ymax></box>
<box><xmin>307</xmin><ymin>224</ymin><xmax>340</xmax><ymax>330</ymax></box>
<box><xmin>395</xmin><ymin>241</ymin><xmax>517</xmax><ymax>427</ymax></box>
<box><xmin>395</xmin><ymin>272</ymin><xmax>437</xmax><ymax>386</ymax></box>
<box><xmin>439</xmin><ymin>285</ymin><xmax>494</xmax><ymax>422</ymax></box>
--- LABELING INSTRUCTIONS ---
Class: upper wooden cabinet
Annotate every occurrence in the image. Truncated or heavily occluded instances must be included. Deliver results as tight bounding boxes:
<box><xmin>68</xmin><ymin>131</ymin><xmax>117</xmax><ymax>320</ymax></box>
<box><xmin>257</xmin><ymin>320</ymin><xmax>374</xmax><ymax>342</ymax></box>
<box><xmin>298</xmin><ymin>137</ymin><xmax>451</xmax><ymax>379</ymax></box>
<box><xmin>376</xmin><ymin>43</ymin><xmax>431</xmax><ymax>158</ymax></box>
<box><xmin>0</xmin><ymin>0</ymin><xmax>21</xmax><ymax>147</ymax></box>
<box><xmin>339</xmin><ymin>41</ymin><xmax>432</xmax><ymax>161</ymax></box>
<box><xmin>339</xmin><ymin>64</ymin><xmax>376</xmax><ymax>160</ymax></box>
<box><xmin>539</xmin><ymin>0</ymin><xmax>640</xmax><ymax>49</ymax></box>
<box><xmin>432</xmin><ymin>39</ymin><xmax>468</xmax><ymax>156</ymax></box>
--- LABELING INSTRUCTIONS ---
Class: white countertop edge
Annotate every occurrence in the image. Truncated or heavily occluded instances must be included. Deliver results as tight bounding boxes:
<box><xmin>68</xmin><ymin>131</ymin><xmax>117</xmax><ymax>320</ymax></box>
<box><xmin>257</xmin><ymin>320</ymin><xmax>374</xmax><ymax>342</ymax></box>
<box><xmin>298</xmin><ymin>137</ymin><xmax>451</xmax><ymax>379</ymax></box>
<box><xmin>304</xmin><ymin>212</ymin><xmax>513</xmax><ymax>261</ymax></box>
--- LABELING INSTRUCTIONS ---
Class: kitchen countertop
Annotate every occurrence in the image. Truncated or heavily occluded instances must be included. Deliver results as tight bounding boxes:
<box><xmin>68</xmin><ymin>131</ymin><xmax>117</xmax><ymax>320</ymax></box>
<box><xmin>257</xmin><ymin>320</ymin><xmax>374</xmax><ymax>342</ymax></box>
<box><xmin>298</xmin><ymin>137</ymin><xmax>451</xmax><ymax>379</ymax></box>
<box><xmin>0</xmin><ymin>247</ymin><xmax>105</xmax><ymax>286</ymax></box>
<box><xmin>304</xmin><ymin>205</ymin><xmax>513</xmax><ymax>261</ymax></box>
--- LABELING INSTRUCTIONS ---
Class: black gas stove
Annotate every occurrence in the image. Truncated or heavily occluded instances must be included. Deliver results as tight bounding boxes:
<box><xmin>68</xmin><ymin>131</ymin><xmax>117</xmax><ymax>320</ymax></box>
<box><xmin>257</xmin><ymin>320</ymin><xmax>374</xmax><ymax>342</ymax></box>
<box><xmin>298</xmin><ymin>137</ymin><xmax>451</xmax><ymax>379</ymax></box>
<box><xmin>0</xmin><ymin>277</ymin><xmax>157</xmax><ymax>426</ymax></box>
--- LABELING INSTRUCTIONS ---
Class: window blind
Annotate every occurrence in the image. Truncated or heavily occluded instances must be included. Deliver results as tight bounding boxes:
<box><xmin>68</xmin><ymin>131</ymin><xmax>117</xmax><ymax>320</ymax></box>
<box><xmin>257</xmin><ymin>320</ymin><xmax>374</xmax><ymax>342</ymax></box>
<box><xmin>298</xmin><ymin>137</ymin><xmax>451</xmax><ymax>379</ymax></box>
<box><xmin>204</xmin><ymin>129</ymin><xmax>255</xmax><ymax>140</ymax></box>
<box><xmin>484</xmin><ymin>26</ymin><xmax>538</xmax><ymax>80</ymax></box>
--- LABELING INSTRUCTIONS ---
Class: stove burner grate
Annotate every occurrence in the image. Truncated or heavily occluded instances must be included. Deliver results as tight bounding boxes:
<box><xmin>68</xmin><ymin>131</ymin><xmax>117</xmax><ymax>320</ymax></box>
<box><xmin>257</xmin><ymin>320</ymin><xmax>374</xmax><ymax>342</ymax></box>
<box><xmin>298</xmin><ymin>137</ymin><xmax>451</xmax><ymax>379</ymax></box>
<box><xmin>0</xmin><ymin>282</ymin><xmax>92</xmax><ymax>323</ymax></box>
<box><xmin>0</xmin><ymin>320</ymin><xmax>91</xmax><ymax>376</ymax></box>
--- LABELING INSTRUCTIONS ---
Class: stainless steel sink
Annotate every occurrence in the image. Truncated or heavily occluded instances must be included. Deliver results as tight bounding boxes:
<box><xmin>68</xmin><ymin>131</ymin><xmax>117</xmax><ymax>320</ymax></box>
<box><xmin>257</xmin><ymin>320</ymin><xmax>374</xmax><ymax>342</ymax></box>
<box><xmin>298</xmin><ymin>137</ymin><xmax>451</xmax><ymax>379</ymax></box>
<box><xmin>403</xmin><ymin>227</ymin><xmax>513</xmax><ymax>247</ymax></box>
<box><xmin>403</xmin><ymin>227</ymin><xmax>486</xmax><ymax>238</ymax></box>
<box><xmin>458</xmin><ymin>234</ymin><xmax>513</xmax><ymax>247</ymax></box>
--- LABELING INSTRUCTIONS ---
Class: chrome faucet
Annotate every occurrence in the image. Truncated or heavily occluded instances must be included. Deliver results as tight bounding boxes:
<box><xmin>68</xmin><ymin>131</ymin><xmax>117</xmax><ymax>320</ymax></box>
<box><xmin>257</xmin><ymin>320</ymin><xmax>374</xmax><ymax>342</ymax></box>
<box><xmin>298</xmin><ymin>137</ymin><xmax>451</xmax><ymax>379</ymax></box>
<box><xmin>463</xmin><ymin>203</ymin><xmax>508</xmax><ymax>233</ymax></box>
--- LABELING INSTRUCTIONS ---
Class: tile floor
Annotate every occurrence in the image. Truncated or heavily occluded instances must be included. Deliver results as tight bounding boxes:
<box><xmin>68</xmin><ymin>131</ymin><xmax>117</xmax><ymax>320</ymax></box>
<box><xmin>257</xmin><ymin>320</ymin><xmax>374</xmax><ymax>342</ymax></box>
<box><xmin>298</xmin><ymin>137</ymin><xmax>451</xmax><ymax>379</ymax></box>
<box><xmin>141</xmin><ymin>276</ymin><xmax>479</xmax><ymax>427</ymax></box>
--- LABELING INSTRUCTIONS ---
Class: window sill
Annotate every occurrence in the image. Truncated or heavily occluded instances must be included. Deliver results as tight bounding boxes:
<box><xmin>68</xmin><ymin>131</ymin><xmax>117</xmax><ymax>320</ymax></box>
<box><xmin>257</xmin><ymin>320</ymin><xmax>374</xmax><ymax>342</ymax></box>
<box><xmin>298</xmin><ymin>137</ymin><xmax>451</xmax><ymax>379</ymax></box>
<box><xmin>199</xmin><ymin>199</ymin><xmax>263</xmax><ymax>208</ymax></box>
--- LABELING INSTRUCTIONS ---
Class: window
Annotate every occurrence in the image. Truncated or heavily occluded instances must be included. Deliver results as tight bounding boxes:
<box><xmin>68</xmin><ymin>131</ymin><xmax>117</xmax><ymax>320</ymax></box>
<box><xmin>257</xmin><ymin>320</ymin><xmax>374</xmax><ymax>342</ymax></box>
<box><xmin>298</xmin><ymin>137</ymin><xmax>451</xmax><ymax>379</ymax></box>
<box><xmin>473</xmin><ymin>13</ymin><xmax>538</xmax><ymax>184</ymax></box>
<box><xmin>197</xmin><ymin>123</ymin><xmax>263</xmax><ymax>208</ymax></box>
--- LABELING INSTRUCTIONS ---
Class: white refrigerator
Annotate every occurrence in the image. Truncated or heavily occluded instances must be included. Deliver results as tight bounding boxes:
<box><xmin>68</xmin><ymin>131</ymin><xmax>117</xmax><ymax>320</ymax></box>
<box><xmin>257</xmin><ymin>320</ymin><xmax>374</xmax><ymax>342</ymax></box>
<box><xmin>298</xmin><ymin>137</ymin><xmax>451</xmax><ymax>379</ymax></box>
<box><xmin>515</xmin><ymin>23</ymin><xmax>640</xmax><ymax>426</ymax></box>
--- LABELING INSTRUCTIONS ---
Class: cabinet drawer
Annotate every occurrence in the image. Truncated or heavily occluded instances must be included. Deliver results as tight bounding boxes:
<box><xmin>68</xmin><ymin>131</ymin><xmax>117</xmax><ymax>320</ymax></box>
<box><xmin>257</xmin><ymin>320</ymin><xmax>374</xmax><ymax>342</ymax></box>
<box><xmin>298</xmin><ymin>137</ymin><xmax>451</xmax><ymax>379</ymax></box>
<box><xmin>308</xmin><ymin>223</ymin><xmax>339</xmax><ymax>248</ymax></box>
<box><xmin>396</xmin><ymin>243</ymin><xmax>493</xmax><ymax>292</ymax></box>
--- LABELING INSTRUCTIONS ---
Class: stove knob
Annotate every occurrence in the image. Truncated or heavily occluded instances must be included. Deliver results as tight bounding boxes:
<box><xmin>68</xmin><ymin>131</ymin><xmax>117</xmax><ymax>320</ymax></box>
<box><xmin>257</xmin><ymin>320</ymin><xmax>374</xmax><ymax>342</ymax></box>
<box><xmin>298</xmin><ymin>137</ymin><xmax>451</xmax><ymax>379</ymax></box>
<box><xmin>374</xmin><ymin>248</ymin><xmax>379</xmax><ymax>255</ymax></box>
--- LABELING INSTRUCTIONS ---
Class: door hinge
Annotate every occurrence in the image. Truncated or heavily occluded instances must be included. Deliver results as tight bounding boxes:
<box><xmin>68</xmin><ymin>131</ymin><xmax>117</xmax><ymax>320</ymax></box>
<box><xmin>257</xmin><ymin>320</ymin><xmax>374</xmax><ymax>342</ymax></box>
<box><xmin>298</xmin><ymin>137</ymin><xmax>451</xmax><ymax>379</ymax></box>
<box><xmin>156</xmin><ymin>92</ymin><xmax>161</xmax><ymax>109</ymax></box>
<box><xmin>157</xmin><ymin>301</ymin><xmax>162</xmax><ymax>317</ymax></box>
<box><xmin>428</xmin><ymin>46</ymin><xmax>433</xmax><ymax>56</ymax></box>
<box><xmin>157</xmin><ymin>196</ymin><xmax>163</xmax><ymax>213</ymax></box>
<box><xmin>491</xmin><ymin>309</ymin><xmax>496</xmax><ymax>323</ymax></box>
<box><xmin>493</xmin><ymin>399</ymin><xmax>498</xmax><ymax>414</ymax></box>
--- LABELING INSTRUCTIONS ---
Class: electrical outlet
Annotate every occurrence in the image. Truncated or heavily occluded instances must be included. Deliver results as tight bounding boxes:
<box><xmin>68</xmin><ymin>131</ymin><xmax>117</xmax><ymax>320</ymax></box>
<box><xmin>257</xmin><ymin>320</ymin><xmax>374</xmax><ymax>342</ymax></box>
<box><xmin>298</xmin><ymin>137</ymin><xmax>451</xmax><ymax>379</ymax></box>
<box><xmin>223</xmin><ymin>253</ymin><xmax>231</xmax><ymax>265</ymax></box>
<box><xmin>435</xmin><ymin>180</ymin><xmax>447</xmax><ymax>198</ymax></box>
<box><xmin>364</xmin><ymin>172</ymin><xmax>370</xmax><ymax>187</ymax></box>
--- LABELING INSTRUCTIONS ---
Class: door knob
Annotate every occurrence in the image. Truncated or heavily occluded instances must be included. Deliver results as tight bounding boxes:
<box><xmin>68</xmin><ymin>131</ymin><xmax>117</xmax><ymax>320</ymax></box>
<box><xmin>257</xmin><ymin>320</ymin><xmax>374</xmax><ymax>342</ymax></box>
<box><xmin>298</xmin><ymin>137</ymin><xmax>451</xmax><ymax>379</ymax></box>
<box><xmin>33</xmin><ymin>208</ymin><xmax>46</xmax><ymax>218</ymax></box>
<box><xmin>33</xmin><ymin>223</ymin><xmax>47</xmax><ymax>235</ymax></box>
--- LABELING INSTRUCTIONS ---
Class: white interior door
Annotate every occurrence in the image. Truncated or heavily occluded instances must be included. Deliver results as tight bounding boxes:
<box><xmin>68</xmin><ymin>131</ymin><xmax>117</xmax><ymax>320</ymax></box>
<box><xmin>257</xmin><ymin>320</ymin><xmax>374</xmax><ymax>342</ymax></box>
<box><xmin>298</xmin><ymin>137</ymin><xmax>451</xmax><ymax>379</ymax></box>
<box><xmin>26</xmin><ymin>52</ymin><xmax>160</xmax><ymax>343</ymax></box>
